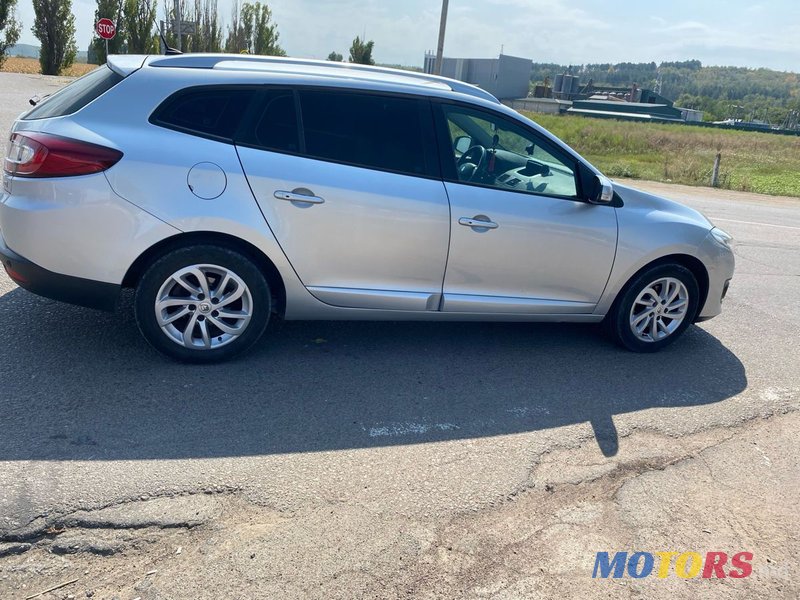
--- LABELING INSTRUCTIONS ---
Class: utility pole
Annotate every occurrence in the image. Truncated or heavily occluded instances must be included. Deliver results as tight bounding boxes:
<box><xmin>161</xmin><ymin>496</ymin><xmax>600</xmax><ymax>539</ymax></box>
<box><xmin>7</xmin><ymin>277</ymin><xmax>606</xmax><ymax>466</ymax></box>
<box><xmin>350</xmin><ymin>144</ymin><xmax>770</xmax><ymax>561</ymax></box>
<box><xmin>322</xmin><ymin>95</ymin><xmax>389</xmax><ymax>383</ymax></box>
<box><xmin>434</xmin><ymin>0</ymin><xmax>449</xmax><ymax>75</ymax></box>
<box><xmin>174</xmin><ymin>0</ymin><xmax>182</xmax><ymax>52</ymax></box>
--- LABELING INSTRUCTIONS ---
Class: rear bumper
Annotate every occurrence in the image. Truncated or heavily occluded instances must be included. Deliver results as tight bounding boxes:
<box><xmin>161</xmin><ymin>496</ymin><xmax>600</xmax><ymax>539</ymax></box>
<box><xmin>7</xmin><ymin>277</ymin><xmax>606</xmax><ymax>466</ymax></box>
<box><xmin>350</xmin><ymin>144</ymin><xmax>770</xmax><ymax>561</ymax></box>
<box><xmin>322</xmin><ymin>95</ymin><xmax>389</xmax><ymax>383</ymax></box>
<box><xmin>0</xmin><ymin>230</ymin><xmax>119</xmax><ymax>311</ymax></box>
<box><xmin>0</xmin><ymin>171</ymin><xmax>180</xmax><ymax>287</ymax></box>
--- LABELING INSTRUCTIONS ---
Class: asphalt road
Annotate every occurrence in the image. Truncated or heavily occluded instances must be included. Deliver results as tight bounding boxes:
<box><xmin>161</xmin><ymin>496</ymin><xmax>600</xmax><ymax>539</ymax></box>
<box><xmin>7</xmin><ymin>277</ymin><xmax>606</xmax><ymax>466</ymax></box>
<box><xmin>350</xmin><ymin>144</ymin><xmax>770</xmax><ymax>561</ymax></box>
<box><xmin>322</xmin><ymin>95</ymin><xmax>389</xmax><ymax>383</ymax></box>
<box><xmin>0</xmin><ymin>72</ymin><xmax>798</xmax><ymax>599</ymax></box>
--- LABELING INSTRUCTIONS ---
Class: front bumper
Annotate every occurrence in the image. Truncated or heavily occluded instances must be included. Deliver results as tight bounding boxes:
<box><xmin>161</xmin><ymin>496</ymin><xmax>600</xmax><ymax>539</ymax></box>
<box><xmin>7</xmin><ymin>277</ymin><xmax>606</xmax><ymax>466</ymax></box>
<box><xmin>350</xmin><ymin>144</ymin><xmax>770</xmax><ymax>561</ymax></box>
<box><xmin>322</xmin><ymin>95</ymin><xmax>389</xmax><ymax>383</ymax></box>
<box><xmin>695</xmin><ymin>229</ymin><xmax>735</xmax><ymax>321</ymax></box>
<box><xmin>0</xmin><ymin>229</ymin><xmax>120</xmax><ymax>311</ymax></box>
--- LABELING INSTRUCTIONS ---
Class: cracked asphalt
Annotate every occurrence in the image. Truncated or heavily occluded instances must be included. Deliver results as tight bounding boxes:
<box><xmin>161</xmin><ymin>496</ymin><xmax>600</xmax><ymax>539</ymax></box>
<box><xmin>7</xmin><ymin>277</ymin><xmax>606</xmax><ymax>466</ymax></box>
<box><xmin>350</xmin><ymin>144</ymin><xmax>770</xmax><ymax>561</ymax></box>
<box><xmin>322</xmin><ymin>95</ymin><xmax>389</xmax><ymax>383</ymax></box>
<box><xmin>0</xmin><ymin>73</ymin><xmax>799</xmax><ymax>599</ymax></box>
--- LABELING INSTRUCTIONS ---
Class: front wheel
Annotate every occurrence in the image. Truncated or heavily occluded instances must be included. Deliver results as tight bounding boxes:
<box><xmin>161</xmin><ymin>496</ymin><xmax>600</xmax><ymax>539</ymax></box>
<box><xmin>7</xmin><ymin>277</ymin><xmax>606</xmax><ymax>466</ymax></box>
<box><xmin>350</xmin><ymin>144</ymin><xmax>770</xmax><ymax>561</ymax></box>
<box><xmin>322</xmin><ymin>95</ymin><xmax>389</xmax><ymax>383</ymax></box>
<box><xmin>134</xmin><ymin>245</ymin><xmax>271</xmax><ymax>363</ymax></box>
<box><xmin>607</xmin><ymin>264</ymin><xmax>700</xmax><ymax>352</ymax></box>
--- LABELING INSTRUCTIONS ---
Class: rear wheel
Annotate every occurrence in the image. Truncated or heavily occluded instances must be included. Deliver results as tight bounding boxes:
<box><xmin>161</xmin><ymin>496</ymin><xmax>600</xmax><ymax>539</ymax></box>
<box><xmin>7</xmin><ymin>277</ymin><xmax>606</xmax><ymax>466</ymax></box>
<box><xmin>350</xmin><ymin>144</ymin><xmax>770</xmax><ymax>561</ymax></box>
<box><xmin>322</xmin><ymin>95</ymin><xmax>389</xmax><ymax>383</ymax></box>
<box><xmin>607</xmin><ymin>264</ymin><xmax>699</xmax><ymax>352</ymax></box>
<box><xmin>134</xmin><ymin>245</ymin><xmax>270</xmax><ymax>363</ymax></box>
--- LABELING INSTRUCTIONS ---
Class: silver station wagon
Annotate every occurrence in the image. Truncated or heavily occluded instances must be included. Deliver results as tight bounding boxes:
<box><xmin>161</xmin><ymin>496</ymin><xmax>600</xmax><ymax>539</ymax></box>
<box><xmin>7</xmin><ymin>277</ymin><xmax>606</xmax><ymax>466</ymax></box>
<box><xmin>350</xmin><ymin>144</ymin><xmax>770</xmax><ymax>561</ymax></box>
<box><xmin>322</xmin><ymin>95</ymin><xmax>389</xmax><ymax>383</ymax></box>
<box><xmin>1</xmin><ymin>54</ymin><xmax>734</xmax><ymax>362</ymax></box>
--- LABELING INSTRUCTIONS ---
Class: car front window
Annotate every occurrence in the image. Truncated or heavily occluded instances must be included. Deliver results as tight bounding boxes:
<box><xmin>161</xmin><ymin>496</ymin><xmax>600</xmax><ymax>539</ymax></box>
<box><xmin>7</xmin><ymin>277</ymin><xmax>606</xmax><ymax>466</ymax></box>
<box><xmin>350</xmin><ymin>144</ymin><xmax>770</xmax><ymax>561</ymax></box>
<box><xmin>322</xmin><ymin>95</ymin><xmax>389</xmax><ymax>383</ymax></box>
<box><xmin>442</xmin><ymin>105</ymin><xmax>579</xmax><ymax>199</ymax></box>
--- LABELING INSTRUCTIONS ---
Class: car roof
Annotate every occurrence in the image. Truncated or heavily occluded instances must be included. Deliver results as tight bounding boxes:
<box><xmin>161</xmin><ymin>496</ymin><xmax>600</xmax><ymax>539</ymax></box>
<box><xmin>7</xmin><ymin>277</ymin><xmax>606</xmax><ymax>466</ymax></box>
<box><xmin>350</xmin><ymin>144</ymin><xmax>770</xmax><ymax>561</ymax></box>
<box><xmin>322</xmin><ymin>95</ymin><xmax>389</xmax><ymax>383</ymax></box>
<box><xmin>110</xmin><ymin>54</ymin><xmax>501</xmax><ymax>105</ymax></box>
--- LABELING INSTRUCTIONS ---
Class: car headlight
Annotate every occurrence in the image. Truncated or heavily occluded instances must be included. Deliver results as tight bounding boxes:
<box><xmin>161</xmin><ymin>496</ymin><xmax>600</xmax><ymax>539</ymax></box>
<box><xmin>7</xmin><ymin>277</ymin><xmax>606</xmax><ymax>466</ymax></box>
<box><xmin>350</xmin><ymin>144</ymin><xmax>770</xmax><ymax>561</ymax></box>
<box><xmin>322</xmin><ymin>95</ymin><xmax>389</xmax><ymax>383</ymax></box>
<box><xmin>710</xmin><ymin>227</ymin><xmax>733</xmax><ymax>249</ymax></box>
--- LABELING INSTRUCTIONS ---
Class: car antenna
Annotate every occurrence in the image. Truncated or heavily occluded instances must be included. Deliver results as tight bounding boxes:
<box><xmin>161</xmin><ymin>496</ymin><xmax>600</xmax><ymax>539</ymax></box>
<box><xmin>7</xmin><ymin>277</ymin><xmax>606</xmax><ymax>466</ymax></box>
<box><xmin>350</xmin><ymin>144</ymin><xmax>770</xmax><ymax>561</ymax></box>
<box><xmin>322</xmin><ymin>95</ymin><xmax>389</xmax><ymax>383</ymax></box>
<box><xmin>152</xmin><ymin>13</ymin><xmax>182</xmax><ymax>55</ymax></box>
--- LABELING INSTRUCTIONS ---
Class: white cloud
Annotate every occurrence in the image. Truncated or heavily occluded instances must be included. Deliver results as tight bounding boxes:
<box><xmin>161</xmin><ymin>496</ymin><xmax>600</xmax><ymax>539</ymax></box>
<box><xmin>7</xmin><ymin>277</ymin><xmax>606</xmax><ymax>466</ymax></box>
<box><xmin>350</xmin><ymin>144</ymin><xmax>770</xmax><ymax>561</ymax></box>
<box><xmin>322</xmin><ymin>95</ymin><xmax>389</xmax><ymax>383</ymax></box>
<box><xmin>660</xmin><ymin>21</ymin><xmax>715</xmax><ymax>34</ymax></box>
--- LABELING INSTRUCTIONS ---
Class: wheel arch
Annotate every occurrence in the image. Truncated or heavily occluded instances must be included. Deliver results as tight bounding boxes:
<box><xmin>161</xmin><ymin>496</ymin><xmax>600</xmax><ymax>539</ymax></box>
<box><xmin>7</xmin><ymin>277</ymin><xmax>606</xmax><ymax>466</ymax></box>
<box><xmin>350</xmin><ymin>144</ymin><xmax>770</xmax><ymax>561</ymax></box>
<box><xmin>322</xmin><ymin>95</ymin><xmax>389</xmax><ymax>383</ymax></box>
<box><xmin>611</xmin><ymin>253</ymin><xmax>709</xmax><ymax>322</ymax></box>
<box><xmin>122</xmin><ymin>232</ymin><xmax>287</xmax><ymax>317</ymax></box>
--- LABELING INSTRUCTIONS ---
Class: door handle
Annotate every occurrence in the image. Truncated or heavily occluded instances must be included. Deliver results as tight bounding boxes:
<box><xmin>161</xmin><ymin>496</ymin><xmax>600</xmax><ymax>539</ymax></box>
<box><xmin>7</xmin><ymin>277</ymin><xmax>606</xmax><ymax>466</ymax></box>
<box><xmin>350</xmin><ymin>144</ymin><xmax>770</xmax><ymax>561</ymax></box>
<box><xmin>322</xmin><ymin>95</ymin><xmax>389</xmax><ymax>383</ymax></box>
<box><xmin>458</xmin><ymin>216</ymin><xmax>498</xmax><ymax>230</ymax></box>
<box><xmin>274</xmin><ymin>189</ymin><xmax>325</xmax><ymax>204</ymax></box>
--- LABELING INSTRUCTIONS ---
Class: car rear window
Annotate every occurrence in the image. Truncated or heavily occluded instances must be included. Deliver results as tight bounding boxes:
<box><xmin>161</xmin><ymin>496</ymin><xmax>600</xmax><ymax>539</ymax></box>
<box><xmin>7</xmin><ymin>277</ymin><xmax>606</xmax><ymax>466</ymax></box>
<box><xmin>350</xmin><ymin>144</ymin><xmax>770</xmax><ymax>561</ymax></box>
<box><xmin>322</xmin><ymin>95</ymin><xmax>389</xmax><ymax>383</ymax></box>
<box><xmin>237</xmin><ymin>89</ymin><xmax>300</xmax><ymax>153</ymax></box>
<box><xmin>23</xmin><ymin>65</ymin><xmax>124</xmax><ymax>120</ymax></box>
<box><xmin>298</xmin><ymin>89</ymin><xmax>434</xmax><ymax>177</ymax></box>
<box><xmin>151</xmin><ymin>88</ymin><xmax>255</xmax><ymax>140</ymax></box>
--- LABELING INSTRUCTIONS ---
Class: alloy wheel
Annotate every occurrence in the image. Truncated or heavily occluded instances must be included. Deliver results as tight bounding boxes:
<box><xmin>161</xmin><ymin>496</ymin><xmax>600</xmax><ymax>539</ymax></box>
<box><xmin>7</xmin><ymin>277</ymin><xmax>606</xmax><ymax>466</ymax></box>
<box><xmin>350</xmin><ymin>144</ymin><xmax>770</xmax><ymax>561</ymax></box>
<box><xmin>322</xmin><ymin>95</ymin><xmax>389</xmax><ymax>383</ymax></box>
<box><xmin>154</xmin><ymin>264</ymin><xmax>253</xmax><ymax>349</ymax></box>
<box><xmin>628</xmin><ymin>277</ymin><xmax>689</xmax><ymax>343</ymax></box>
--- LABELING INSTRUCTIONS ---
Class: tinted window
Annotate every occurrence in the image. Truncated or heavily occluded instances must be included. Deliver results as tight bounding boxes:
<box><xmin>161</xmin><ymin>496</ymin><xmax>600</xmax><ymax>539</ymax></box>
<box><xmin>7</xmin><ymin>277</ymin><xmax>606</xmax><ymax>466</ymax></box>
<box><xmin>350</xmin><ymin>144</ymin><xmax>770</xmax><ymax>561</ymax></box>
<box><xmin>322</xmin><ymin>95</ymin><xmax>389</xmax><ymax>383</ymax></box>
<box><xmin>24</xmin><ymin>66</ymin><xmax>123</xmax><ymax>120</ymax></box>
<box><xmin>152</xmin><ymin>88</ymin><xmax>255</xmax><ymax>140</ymax></box>
<box><xmin>238</xmin><ymin>89</ymin><xmax>300</xmax><ymax>153</ymax></box>
<box><xmin>299</xmin><ymin>90</ymin><xmax>431</xmax><ymax>176</ymax></box>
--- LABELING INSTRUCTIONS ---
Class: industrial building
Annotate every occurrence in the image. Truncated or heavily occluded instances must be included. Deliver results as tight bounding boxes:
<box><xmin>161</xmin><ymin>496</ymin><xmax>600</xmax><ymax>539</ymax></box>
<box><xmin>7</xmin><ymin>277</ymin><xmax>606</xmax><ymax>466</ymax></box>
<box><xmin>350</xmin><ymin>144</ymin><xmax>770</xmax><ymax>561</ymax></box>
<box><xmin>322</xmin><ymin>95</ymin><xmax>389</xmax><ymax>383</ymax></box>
<box><xmin>567</xmin><ymin>99</ymin><xmax>681</xmax><ymax>122</ymax></box>
<box><xmin>423</xmin><ymin>53</ymin><xmax>532</xmax><ymax>100</ymax></box>
<box><xmin>517</xmin><ymin>77</ymin><xmax>706</xmax><ymax>124</ymax></box>
<box><xmin>424</xmin><ymin>55</ymin><xmax>706</xmax><ymax>123</ymax></box>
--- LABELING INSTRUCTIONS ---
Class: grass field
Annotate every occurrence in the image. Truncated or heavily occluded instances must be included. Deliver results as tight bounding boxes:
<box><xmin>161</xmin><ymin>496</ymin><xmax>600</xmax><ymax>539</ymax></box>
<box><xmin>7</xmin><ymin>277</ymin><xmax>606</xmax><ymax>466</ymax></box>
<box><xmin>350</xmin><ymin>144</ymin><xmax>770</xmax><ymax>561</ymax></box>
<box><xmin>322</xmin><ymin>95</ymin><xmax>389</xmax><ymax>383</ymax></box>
<box><xmin>526</xmin><ymin>112</ymin><xmax>800</xmax><ymax>198</ymax></box>
<box><xmin>0</xmin><ymin>56</ymin><xmax>95</xmax><ymax>78</ymax></box>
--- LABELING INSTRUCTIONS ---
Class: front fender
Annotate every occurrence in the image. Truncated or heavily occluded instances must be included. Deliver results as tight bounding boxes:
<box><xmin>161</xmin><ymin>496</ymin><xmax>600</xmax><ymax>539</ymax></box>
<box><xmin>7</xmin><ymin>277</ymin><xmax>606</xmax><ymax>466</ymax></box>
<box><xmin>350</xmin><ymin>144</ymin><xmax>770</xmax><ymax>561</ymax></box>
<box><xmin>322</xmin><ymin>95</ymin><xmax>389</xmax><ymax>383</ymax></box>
<box><xmin>594</xmin><ymin>185</ymin><xmax>715</xmax><ymax>316</ymax></box>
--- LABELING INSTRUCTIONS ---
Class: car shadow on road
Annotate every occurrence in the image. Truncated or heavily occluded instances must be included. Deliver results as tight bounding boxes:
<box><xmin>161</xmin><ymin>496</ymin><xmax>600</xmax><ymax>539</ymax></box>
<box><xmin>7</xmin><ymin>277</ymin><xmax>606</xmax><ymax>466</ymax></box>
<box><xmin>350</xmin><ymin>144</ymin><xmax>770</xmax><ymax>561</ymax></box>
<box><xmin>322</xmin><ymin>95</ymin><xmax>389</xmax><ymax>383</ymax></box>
<box><xmin>0</xmin><ymin>289</ymin><xmax>747</xmax><ymax>460</ymax></box>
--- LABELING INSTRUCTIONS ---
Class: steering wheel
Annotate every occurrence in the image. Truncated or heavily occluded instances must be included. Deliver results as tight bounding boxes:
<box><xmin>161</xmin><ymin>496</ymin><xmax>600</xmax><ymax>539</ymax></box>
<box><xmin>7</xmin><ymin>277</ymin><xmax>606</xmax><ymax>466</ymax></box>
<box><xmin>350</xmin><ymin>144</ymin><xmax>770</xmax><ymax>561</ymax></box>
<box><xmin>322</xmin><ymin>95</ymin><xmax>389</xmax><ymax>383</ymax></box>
<box><xmin>457</xmin><ymin>144</ymin><xmax>486</xmax><ymax>182</ymax></box>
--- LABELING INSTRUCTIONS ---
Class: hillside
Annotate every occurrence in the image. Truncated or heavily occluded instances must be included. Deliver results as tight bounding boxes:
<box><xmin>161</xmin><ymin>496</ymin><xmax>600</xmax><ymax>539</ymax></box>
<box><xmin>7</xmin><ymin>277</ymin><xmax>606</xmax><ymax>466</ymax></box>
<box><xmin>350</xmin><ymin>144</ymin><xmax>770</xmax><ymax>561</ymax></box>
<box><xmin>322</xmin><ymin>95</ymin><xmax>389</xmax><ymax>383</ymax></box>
<box><xmin>8</xmin><ymin>44</ymin><xmax>89</xmax><ymax>64</ymax></box>
<box><xmin>8</xmin><ymin>43</ymin><xmax>39</xmax><ymax>59</ymax></box>
<box><xmin>531</xmin><ymin>60</ymin><xmax>800</xmax><ymax>124</ymax></box>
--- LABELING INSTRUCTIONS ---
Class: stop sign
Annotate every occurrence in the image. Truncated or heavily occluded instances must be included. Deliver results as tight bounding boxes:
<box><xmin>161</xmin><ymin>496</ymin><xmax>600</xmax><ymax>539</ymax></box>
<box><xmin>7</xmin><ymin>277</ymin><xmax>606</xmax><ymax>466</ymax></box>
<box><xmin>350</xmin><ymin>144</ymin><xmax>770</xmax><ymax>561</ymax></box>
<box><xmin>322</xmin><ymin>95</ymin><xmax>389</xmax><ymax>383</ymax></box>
<box><xmin>96</xmin><ymin>18</ymin><xmax>116</xmax><ymax>40</ymax></box>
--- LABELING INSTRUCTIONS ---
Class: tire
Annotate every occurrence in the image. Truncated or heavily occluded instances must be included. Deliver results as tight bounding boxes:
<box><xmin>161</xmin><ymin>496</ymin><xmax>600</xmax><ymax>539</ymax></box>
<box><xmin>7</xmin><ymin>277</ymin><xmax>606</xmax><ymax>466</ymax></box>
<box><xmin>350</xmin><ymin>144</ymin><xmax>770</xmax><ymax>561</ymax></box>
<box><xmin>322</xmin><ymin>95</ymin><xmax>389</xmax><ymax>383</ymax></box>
<box><xmin>607</xmin><ymin>263</ymin><xmax>700</xmax><ymax>353</ymax></box>
<box><xmin>134</xmin><ymin>244</ymin><xmax>271</xmax><ymax>363</ymax></box>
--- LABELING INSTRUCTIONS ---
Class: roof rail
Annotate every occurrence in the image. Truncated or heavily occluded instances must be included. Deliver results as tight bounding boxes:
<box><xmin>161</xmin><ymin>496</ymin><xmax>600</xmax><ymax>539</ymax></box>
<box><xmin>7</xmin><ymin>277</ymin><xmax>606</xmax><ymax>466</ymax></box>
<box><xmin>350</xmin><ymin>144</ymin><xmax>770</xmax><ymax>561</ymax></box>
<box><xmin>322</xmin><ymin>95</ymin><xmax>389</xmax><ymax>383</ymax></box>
<box><xmin>147</xmin><ymin>53</ymin><xmax>500</xmax><ymax>104</ymax></box>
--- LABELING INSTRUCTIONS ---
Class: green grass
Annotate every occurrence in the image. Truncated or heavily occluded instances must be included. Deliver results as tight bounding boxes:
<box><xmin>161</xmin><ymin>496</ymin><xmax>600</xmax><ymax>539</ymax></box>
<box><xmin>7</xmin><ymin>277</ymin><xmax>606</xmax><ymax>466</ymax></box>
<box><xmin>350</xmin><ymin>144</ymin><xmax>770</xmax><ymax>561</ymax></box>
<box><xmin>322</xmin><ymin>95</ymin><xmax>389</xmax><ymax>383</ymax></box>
<box><xmin>524</xmin><ymin>112</ymin><xmax>800</xmax><ymax>198</ymax></box>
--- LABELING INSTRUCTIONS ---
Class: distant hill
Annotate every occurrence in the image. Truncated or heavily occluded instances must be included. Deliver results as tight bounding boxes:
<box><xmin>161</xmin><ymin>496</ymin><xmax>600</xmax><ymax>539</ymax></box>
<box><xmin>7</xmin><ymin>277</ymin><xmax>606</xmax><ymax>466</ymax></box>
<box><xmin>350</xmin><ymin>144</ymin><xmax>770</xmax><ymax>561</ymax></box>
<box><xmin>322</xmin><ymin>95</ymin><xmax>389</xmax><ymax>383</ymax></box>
<box><xmin>9</xmin><ymin>43</ymin><xmax>38</xmax><ymax>58</ymax></box>
<box><xmin>9</xmin><ymin>44</ymin><xmax>89</xmax><ymax>63</ymax></box>
<box><xmin>531</xmin><ymin>60</ymin><xmax>800</xmax><ymax>123</ymax></box>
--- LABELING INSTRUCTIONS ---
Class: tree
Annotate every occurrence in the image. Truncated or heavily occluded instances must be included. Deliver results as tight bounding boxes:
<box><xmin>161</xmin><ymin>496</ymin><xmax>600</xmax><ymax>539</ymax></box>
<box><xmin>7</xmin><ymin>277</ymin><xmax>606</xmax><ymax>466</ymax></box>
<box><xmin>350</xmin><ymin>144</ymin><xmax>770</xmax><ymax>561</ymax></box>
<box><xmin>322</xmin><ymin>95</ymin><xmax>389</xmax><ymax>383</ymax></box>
<box><xmin>327</xmin><ymin>51</ymin><xmax>342</xmax><ymax>62</ymax></box>
<box><xmin>89</xmin><ymin>0</ymin><xmax>123</xmax><ymax>64</ymax></box>
<box><xmin>348</xmin><ymin>36</ymin><xmax>374</xmax><ymax>65</ymax></box>
<box><xmin>0</xmin><ymin>0</ymin><xmax>21</xmax><ymax>68</ymax></box>
<box><xmin>123</xmin><ymin>0</ymin><xmax>157</xmax><ymax>54</ymax></box>
<box><xmin>32</xmin><ymin>0</ymin><xmax>77</xmax><ymax>75</ymax></box>
<box><xmin>186</xmin><ymin>0</ymin><xmax>222</xmax><ymax>53</ymax></box>
<box><xmin>225</xmin><ymin>1</ymin><xmax>284</xmax><ymax>55</ymax></box>
<box><xmin>251</xmin><ymin>2</ymin><xmax>282</xmax><ymax>55</ymax></box>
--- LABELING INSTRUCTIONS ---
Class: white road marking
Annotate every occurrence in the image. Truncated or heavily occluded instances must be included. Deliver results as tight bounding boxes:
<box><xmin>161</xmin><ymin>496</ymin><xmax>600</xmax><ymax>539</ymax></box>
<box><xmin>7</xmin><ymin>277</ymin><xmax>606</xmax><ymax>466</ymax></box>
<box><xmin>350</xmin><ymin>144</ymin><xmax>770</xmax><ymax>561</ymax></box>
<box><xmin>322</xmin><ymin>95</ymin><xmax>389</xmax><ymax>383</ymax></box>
<box><xmin>368</xmin><ymin>422</ymin><xmax>459</xmax><ymax>438</ymax></box>
<box><xmin>366</xmin><ymin>406</ymin><xmax>553</xmax><ymax>438</ymax></box>
<box><xmin>711</xmin><ymin>217</ymin><xmax>800</xmax><ymax>230</ymax></box>
<box><xmin>506</xmin><ymin>406</ymin><xmax>551</xmax><ymax>417</ymax></box>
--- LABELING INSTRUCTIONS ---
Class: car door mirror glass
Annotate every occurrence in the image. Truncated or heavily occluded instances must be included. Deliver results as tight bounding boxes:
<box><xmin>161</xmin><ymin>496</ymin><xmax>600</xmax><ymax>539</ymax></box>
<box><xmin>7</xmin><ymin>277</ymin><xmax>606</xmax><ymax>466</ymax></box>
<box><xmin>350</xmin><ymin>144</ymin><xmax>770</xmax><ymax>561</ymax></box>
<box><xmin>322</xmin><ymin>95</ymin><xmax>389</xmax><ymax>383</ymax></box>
<box><xmin>454</xmin><ymin>135</ymin><xmax>472</xmax><ymax>155</ymax></box>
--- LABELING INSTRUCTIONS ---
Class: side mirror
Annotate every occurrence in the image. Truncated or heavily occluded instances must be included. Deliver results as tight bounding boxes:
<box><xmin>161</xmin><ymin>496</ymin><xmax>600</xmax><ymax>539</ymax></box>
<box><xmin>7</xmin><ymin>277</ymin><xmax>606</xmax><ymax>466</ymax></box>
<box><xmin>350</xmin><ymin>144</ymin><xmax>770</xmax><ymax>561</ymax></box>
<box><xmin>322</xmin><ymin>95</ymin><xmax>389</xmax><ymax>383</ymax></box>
<box><xmin>578</xmin><ymin>164</ymin><xmax>614</xmax><ymax>204</ymax></box>
<box><xmin>594</xmin><ymin>174</ymin><xmax>615</xmax><ymax>204</ymax></box>
<box><xmin>454</xmin><ymin>136</ymin><xmax>472</xmax><ymax>155</ymax></box>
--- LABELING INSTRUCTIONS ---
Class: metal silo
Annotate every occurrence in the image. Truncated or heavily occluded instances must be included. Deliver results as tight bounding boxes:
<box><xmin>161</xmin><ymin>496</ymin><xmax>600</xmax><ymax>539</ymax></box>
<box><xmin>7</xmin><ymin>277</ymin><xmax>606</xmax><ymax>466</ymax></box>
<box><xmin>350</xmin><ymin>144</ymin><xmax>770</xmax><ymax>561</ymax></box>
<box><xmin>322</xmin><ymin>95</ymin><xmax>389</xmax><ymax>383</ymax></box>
<box><xmin>554</xmin><ymin>74</ymin><xmax>564</xmax><ymax>97</ymax></box>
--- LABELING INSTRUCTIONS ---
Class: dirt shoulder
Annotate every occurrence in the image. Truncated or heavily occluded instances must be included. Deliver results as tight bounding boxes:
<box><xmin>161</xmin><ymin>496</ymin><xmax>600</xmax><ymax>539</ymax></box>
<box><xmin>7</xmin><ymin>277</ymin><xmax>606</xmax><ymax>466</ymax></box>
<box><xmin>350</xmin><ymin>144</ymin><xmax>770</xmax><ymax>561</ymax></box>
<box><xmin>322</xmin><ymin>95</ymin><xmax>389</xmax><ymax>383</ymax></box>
<box><xmin>619</xmin><ymin>178</ymin><xmax>800</xmax><ymax>207</ymax></box>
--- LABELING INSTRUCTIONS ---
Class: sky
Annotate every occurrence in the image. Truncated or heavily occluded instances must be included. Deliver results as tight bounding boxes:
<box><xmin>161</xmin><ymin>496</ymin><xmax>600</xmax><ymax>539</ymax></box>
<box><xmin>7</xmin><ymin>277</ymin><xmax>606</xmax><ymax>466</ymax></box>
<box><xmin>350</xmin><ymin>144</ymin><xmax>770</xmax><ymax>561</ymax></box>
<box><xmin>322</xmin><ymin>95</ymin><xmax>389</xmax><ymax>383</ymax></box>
<box><xmin>14</xmin><ymin>0</ymin><xmax>800</xmax><ymax>72</ymax></box>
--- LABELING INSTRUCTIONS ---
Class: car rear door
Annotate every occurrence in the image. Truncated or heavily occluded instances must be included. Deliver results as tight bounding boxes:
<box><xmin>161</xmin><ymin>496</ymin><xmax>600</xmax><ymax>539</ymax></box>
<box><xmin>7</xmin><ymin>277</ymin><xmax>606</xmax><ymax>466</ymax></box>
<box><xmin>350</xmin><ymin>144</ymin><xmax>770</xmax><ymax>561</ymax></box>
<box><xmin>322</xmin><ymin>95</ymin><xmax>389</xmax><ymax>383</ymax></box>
<box><xmin>236</xmin><ymin>88</ymin><xmax>451</xmax><ymax>311</ymax></box>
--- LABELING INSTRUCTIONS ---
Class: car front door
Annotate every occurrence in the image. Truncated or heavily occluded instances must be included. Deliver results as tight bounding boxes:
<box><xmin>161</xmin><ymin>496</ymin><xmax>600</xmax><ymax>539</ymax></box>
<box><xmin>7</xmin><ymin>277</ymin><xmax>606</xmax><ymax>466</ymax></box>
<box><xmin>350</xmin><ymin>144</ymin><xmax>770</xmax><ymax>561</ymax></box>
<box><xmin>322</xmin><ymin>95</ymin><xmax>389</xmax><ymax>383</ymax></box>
<box><xmin>236</xmin><ymin>88</ymin><xmax>450</xmax><ymax>311</ymax></box>
<box><xmin>434</xmin><ymin>102</ymin><xmax>617</xmax><ymax>314</ymax></box>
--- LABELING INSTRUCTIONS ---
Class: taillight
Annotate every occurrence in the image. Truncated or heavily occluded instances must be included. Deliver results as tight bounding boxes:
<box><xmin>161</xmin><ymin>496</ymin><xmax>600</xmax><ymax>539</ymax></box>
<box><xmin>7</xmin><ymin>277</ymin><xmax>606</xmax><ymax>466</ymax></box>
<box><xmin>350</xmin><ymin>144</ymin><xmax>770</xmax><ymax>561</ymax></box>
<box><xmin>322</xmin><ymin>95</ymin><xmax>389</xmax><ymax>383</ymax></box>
<box><xmin>3</xmin><ymin>132</ymin><xmax>122</xmax><ymax>178</ymax></box>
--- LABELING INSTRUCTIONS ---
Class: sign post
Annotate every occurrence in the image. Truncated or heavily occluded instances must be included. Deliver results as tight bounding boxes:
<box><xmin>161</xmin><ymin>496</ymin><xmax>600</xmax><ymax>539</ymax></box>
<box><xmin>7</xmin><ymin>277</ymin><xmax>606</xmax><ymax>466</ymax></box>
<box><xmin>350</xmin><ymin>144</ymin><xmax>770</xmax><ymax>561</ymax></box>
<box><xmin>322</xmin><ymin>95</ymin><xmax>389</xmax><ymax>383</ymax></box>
<box><xmin>96</xmin><ymin>18</ymin><xmax>116</xmax><ymax>61</ymax></box>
